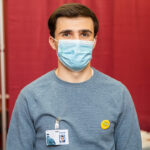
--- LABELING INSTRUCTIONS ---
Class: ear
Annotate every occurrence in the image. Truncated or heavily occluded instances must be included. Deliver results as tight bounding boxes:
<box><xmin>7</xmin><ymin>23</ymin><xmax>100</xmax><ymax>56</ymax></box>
<box><xmin>49</xmin><ymin>36</ymin><xmax>57</xmax><ymax>50</ymax></box>
<box><xmin>93</xmin><ymin>36</ymin><xmax>97</xmax><ymax>49</ymax></box>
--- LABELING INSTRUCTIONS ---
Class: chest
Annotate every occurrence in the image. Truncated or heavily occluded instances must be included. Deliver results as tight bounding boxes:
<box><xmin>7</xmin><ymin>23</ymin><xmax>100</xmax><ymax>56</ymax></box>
<box><xmin>31</xmin><ymin>87</ymin><xmax>120</xmax><ymax>147</ymax></box>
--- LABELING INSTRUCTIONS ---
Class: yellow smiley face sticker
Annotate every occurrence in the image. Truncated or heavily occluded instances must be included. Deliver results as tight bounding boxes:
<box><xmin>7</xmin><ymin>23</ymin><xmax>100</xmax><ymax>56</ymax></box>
<box><xmin>101</xmin><ymin>120</ymin><xmax>110</xmax><ymax>130</ymax></box>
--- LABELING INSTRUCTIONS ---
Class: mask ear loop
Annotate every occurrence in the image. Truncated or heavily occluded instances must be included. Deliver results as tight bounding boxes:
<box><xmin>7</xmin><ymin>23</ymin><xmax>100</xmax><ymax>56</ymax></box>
<box><xmin>51</xmin><ymin>37</ymin><xmax>58</xmax><ymax>42</ymax></box>
<box><xmin>92</xmin><ymin>38</ymin><xmax>96</xmax><ymax>49</ymax></box>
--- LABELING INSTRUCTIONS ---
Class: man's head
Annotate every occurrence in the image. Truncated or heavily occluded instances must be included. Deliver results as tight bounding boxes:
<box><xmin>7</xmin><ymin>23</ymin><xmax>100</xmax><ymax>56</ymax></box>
<box><xmin>48</xmin><ymin>3</ymin><xmax>99</xmax><ymax>72</ymax></box>
<box><xmin>48</xmin><ymin>3</ymin><xmax>99</xmax><ymax>38</ymax></box>
<box><xmin>60</xmin><ymin>135</ymin><xmax>65</xmax><ymax>142</ymax></box>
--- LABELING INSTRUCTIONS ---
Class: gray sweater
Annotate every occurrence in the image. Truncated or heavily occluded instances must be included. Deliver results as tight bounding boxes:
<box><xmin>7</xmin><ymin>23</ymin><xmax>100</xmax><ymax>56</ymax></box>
<box><xmin>6</xmin><ymin>68</ymin><xmax>142</xmax><ymax>150</ymax></box>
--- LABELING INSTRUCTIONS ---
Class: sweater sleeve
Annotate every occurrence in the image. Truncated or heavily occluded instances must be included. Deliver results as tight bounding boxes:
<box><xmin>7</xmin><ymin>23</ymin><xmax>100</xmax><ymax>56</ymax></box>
<box><xmin>114</xmin><ymin>87</ymin><xmax>142</xmax><ymax>150</ymax></box>
<box><xmin>6</xmin><ymin>91</ymin><xmax>35</xmax><ymax>150</ymax></box>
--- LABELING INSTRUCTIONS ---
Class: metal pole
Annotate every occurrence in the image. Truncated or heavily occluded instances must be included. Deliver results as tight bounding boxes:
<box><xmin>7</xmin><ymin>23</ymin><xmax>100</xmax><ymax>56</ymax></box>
<box><xmin>0</xmin><ymin>0</ymin><xmax>7</xmax><ymax>149</ymax></box>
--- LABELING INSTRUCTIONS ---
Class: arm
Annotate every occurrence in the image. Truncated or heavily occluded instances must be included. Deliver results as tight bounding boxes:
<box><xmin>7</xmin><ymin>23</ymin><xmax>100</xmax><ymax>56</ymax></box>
<box><xmin>6</xmin><ymin>92</ymin><xmax>35</xmax><ymax>150</ymax></box>
<box><xmin>114</xmin><ymin>87</ymin><xmax>142</xmax><ymax>150</ymax></box>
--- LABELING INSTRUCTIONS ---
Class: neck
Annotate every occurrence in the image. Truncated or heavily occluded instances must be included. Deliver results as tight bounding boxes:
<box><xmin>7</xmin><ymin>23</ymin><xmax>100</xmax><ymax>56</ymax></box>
<box><xmin>55</xmin><ymin>61</ymin><xmax>93</xmax><ymax>83</ymax></box>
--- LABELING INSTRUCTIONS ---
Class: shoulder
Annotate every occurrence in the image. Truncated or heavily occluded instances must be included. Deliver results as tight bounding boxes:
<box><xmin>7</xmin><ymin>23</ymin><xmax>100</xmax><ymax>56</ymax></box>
<box><xmin>93</xmin><ymin>67</ymin><xmax>127</xmax><ymax>90</ymax></box>
<box><xmin>92</xmin><ymin>68</ymin><xmax>134</xmax><ymax>111</ymax></box>
<box><xmin>20</xmin><ymin>69</ymin><xmax>55</xmax><ymax>97</ymax></box>
<box><xmin>93</xmin><ymin>68</ymin><xmax>131</xmax><ymax>102</ymax></box>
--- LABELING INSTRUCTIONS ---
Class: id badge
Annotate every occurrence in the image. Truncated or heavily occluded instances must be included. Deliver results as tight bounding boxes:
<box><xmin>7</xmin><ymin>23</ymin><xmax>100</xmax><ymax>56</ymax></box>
<box><xmin>46</xmin><ymin>129</ymin><xmax>69</xmax><ymax>146</ymax></box>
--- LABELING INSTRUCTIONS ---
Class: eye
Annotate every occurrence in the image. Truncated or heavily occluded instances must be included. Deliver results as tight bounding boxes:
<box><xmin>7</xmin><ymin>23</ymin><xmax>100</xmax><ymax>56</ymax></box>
<box><xmin>81</xmin><ymin>32</ymin><xmax>89</xmax><ymax>37</ymax></box>
<box><xmin>62</xmin><ymin>32</ymin><xmax>70</xmax><ymax>37</ymax></box>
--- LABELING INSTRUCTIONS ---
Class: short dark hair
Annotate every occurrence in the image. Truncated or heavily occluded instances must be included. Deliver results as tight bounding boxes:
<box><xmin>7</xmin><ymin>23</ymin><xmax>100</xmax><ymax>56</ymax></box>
<box><xmin>48</xmin><ymin>3</ymin><xmax>99</xmax><ymax>37</ymax></box>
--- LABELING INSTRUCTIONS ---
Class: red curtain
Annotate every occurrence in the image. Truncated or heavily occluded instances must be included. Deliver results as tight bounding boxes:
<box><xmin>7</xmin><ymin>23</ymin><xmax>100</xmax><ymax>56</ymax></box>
<box><xmin>7</xmin><ymin>0</ymin><xmax>150</xmax><ymax>131</ymax></box>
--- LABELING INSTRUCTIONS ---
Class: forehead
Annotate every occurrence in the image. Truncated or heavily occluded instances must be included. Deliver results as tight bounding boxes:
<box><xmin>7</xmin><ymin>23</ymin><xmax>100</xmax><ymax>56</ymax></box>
<box><xmin>55</xmin><ymin>17</ymin><xmax>94</xmax><ymax>32</ymax></box>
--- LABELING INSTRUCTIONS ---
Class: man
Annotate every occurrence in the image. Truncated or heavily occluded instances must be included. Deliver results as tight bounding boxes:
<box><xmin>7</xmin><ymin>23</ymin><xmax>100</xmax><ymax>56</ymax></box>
<box><xmin>7</xmin><ymin>3</ymin><xmax>142</xmax><ymax>150</ymax></box>
<box><xmin>60</xmin><ymin>135</ymin><xmax>65</xmax><ymax>143</ymax></box>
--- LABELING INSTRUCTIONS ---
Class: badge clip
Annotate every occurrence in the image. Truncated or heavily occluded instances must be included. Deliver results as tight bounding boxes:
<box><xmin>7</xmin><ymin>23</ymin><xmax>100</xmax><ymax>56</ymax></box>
<box><xmin>55</xmin><ymin>118</ymin><xmax>60</xmax><ymax>129</ymax></box>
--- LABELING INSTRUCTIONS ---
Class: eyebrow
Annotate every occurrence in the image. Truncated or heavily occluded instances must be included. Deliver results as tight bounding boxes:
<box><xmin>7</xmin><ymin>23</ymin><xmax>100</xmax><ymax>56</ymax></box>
<box><xmin>58</xmin><ymin>29</ymin><xmax>93</xmax><ymax>35</ymax></box>
<box><xmin>58</xmin><ymin>30</ymin><xmax>72</xmax><ymax>35</ymax></box>
<box><xmin>79</xmin><ymin>29</ymin><xmax>93</xmax><ymax>34</ymax></box>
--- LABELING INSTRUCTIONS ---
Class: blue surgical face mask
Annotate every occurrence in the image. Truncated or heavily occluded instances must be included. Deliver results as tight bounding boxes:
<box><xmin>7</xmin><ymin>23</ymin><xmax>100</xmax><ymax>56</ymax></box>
<box><xmin>56</xmin><ymin>39</ymin><xmax>95</xmax><ymax>72</ymax></box>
